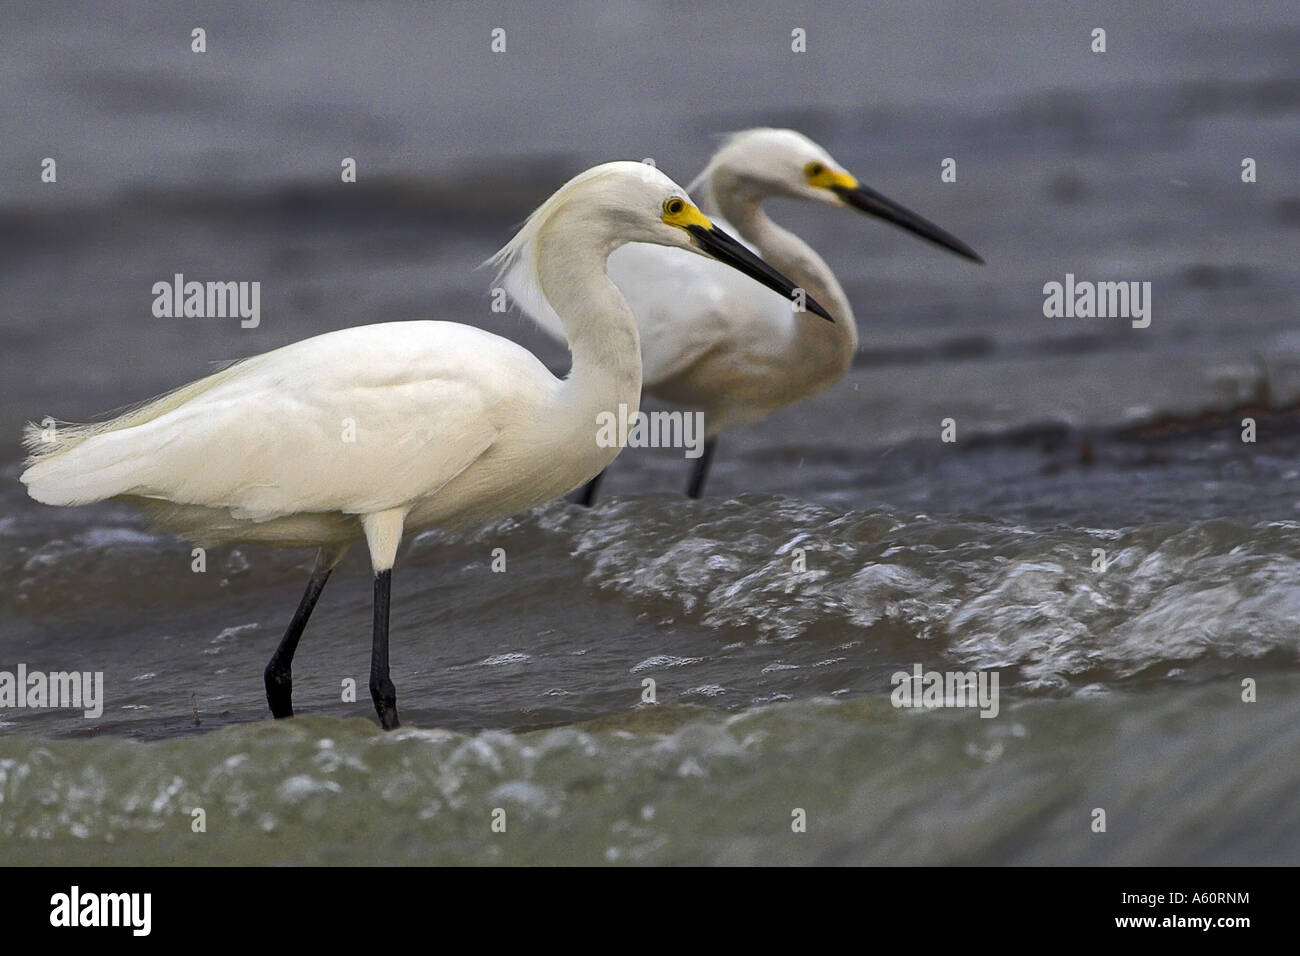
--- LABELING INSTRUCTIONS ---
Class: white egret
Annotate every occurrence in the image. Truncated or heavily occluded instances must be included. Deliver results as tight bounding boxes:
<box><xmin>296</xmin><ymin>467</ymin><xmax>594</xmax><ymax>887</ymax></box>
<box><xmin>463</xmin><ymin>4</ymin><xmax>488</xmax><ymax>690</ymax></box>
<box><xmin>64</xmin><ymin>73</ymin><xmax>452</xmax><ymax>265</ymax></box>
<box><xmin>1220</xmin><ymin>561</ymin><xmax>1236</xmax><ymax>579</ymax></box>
<box><xmin>20</xmin><ymin>161</ymin><xmax>830</xmax><ymax>729</ymax></box>
<box><xmin>568</xmin><ymin>129</ymin><xmax>982</xmax><ymax>503</ymax></box>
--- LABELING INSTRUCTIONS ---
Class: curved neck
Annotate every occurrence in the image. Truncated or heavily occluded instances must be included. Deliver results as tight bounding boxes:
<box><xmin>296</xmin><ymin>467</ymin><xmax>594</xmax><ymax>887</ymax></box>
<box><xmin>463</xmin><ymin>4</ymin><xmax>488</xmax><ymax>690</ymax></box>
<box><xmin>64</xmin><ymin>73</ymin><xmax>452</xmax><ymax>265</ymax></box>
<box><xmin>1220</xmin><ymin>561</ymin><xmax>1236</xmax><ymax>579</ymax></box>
<box><xmin>533</xmin><ymin>212</ymin><xmax>643</xmax><ymax>443</ymax></box>
<box><xmin>707</xmin><ymin>177</ymin><xmax>859</xmax><ymax>361</ymax></box>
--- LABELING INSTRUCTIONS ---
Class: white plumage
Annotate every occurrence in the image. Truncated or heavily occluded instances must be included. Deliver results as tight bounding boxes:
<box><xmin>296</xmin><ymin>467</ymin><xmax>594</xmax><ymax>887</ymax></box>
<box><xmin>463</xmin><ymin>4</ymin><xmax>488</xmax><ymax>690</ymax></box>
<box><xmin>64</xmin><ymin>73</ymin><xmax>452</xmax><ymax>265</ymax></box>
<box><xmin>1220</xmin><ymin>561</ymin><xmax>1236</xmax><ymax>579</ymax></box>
<box><xmin>20</xmin><ymin>159</ymin><xmax>820</xmax><ymax>728</ymax></box>
<box><xmin>568</xmin><ymin>129</ymin><xmax>982</xmax><ymax>500</ymax></box>
<box><xmin>23</xmin><ymin>164</ymin><xmax>673</xmax><ymax>548</ymax></box>
<box><xmin>24</xmin><ymin>323</ymin><xmax>521</xmax><ymax>531</ymax></box>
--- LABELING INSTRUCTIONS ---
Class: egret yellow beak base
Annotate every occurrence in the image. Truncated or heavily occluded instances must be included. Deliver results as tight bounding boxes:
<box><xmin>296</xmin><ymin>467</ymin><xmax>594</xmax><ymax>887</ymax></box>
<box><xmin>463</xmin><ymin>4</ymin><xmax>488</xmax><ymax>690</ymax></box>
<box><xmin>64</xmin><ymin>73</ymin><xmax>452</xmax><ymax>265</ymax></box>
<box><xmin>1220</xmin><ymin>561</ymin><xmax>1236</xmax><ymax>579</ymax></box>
<box><xmin>661</xmin><ymin>199</ymin><xmax>714</xmax><ymax>232</ymax></box>
<box><xmin>808</xmin><ymin>166</ymin><xmax>860</xmax><ymax>192</ymax></box>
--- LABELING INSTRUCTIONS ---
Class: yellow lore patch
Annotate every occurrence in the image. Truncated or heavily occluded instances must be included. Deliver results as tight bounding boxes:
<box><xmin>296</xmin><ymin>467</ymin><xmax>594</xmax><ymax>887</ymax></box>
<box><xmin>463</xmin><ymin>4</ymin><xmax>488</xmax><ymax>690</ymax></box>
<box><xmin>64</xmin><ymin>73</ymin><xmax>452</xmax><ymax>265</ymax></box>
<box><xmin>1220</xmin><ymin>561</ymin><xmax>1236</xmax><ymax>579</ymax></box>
<box><xmin>661</xmin><ymin>197</ymin><xmax>713</xmax><ymax>231</ymax></box>
<box><xmin>804</xmin><ymin>162</ymin><xmax>858</xmax><ymax>191</ymax></box>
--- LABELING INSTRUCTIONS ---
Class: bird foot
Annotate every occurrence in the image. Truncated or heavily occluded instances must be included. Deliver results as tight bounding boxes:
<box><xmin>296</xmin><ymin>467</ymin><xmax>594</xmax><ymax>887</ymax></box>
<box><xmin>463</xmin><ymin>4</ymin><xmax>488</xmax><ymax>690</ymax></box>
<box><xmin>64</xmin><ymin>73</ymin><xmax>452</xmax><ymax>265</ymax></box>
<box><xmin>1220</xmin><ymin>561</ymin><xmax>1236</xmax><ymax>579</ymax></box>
<box><xmin>264</xmin><ymin>664</ymin><xmax>294</xmax><ymax>719</ymax></box>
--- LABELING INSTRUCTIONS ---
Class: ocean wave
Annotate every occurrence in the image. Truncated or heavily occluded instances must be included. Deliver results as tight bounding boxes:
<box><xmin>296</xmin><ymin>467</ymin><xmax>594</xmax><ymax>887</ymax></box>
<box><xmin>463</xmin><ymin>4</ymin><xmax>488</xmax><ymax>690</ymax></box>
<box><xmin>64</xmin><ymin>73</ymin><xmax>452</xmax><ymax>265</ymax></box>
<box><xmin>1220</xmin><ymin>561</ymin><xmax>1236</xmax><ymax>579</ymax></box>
<box><xmin>532</xmin><ymin>499</ymin><xmax>1300</xmax><ymax>688</ymax></box>
<box><xmin>1</xmin><ymin>679</ymin><xmax>1296</xmax><ymax>865</ymax></box>
<box><xmin>6</xmin><ymin>498</ymin><xmax>1299</xmax><ymax>700</ymax></box>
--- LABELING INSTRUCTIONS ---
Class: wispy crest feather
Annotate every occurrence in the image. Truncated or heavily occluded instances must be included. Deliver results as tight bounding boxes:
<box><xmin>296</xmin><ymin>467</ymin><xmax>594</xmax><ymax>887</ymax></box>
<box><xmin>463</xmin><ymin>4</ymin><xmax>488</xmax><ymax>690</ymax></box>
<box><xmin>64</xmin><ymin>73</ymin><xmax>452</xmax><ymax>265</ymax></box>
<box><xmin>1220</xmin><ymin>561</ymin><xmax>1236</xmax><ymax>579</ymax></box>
<box><xmin>484</xmin><ymin>161</ymin><xmax>666</xmax><ymax>343</ymax></box>
<box><xmin>686</xmin><ymin>130</ymin><xmax>755</xmax><ymax>205</ymax></box>
<box><xmin>688</xmin><ymin>127</ymin><xmax>826</xmax><ymax>207</ymax></box>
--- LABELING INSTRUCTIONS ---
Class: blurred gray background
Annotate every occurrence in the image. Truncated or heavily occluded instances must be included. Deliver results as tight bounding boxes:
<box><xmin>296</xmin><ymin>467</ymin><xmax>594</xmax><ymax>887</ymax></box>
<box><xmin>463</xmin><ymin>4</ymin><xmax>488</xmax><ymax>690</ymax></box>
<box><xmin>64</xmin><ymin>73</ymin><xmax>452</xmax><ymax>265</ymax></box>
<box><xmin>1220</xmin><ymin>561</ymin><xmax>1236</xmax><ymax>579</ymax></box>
<box><xmin>1</xmin><ymin>2</ymin><xmax>1299</xmax><ymax>867</ymax></box>
<box><xmin>3</xmin><ymin>0</ymin><xmax>1297</xmax><ymax>481</ymax></box>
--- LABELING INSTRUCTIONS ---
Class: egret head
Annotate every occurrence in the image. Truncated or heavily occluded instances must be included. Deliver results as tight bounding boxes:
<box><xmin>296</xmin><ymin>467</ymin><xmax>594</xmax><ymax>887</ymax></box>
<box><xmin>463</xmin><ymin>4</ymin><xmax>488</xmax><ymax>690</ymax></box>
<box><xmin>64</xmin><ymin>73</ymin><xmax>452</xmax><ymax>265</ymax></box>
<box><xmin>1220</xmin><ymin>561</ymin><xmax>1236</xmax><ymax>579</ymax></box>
<box><xmin>698</xmin><ymin>128</ymin><xmax>983</xmax><ymax>263</ymax></box>
<box><xmin>491</xmin><ymin>161</ymin><xmax>834</xmax><ymax>322</ymax></box>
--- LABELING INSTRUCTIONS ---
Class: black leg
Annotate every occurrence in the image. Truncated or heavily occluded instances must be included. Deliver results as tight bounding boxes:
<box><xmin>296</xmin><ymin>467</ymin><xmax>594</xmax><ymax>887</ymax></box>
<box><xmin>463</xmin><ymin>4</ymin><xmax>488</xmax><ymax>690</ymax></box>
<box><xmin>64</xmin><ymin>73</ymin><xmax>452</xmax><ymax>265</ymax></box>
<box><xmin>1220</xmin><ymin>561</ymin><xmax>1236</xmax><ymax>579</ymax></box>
<box><xmin>264</xmin><ymin>549</ymin><xmax>337</xmax><ymax>719</ymax></box>
<box><xmin>575</xmin><ymin>469</ymin><xmax>606</xmax><ymax>507</ymax></box>
<box><xmin>370</xmin><ymin>568</ymin><xmax>400</xmax><ymax>729</ymax></box>
<box><xmin>686</xmin><ymin>438</ymin><xmax>718</xmax><ymax>499</ymax></box>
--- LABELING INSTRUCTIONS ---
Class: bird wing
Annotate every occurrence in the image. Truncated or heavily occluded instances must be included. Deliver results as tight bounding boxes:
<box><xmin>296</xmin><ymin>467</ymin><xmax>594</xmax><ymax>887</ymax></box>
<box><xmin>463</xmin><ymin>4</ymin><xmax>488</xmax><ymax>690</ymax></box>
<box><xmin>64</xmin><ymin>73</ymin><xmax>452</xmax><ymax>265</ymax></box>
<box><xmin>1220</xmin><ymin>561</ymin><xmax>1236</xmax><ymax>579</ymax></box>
<box><xmin>22</xmin><ymin>322</ymin><xmax>546</xmax><ymax>520</ymax></box>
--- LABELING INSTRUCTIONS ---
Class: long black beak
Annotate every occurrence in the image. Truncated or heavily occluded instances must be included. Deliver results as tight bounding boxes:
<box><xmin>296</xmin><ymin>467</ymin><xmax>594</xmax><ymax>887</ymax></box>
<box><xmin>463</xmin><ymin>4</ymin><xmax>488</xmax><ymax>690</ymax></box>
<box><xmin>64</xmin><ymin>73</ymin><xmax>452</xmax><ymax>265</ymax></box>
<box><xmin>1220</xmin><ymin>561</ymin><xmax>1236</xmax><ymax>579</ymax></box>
<box><xmin>831</xmin><ymin>184</ymin><xmax>983</xmax><ymax>263</ymax></box>
<box><xmin>686</xmin><ymin>223</ymin><xmax>835</xmax><ymax>322</ymax></box>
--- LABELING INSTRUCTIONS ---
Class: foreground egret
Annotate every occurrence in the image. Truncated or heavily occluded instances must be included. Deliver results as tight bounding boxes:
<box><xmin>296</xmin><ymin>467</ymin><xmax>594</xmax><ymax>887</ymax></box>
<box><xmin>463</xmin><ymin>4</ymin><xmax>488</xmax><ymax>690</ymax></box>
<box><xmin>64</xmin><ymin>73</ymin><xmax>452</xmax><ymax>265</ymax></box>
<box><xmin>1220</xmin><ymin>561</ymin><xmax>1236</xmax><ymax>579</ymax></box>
<box><xmin>21</xmin><ymin>161</ymin><xmax>828</xmax><ymax>729</ymax></box>
<box><xmin>570</xmin><ymin>129</ymin><xmax>982</xmax><ymax>503</ymax></box>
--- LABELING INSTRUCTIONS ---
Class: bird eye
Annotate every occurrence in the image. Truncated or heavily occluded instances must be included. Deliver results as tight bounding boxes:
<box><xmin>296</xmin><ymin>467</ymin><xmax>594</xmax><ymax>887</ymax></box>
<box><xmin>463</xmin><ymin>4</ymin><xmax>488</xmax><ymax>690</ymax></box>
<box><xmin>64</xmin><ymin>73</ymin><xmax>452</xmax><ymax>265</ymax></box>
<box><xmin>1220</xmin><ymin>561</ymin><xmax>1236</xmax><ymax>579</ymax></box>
<box><xmin>664</xmin><ymin>198</ymin><xmax>685</xmax><ymax>216</ymax></box>
<box><xmin>805</xmin><ymin>162</ymin><xmax>826</xmax><ymax>179</ymax></box>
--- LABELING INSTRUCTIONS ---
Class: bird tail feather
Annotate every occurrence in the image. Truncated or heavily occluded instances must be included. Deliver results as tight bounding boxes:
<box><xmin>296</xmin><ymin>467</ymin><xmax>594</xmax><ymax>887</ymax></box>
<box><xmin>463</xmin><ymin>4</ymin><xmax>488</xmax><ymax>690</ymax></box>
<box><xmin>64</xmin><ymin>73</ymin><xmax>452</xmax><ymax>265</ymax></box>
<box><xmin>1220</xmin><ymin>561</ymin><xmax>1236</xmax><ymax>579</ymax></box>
<box><xmin>20</xmin><ymin>360</ymin><xmax>248</xmax><ymax>506</ymax></box>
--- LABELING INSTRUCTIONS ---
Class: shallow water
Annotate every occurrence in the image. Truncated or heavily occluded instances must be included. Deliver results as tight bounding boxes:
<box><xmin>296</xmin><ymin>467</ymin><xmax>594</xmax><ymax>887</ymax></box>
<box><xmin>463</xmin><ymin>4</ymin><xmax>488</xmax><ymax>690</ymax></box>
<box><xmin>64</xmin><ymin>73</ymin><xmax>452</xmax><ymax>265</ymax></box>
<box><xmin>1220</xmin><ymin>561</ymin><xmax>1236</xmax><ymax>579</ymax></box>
<box><xmin>3</xmin><ymin>492</ymin><xmax>1298</xmax><ymax>864</ymax></box>
<box><xmin>3</xmin><ymin>493</ymin><xmax>1299</xmax><ymax>733</ymax></box>
<box><xmin>2</xmin><ymin>679</ymin><xmax>1296</xmax><ymax>866</ymax></box>
<box><xmin>2</xmin><ymin>0</ymin><xmax>1299</xmax><ymax>864</ymax></box>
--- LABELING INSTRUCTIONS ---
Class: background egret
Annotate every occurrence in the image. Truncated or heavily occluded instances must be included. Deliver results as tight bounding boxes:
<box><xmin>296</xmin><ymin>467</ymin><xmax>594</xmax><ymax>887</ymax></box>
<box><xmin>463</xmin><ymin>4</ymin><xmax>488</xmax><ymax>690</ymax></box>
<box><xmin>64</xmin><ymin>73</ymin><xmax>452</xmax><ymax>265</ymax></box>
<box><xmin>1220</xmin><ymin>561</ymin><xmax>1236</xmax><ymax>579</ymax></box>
<box><xmin>6</xmin><ymin>1</ymin><xmax>1295</xmax><ymax>868</ymax></box>
<box><xmin>569</xmin><ymin>128</ymin><xmax>982</xmax><ymax>503</ymax></box>
<box><xmin>21</xmin><ymin>161</ymin><xmax>825</xmax><ymax>730</ymax></box>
